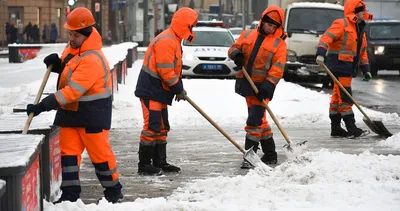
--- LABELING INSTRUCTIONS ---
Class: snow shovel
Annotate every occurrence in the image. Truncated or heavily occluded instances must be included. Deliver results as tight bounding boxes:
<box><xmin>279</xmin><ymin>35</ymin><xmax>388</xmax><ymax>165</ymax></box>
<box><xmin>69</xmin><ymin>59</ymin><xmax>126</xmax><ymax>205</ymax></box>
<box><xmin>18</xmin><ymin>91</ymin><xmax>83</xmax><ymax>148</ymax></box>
<box><xmin>319</xmin><ymin>63</ymin><xmax>392</xmax><ymax>137</ymax></box>
<box><xmin>22</xmin><ymin>65</ymin><xmax>53</xmax><ymax>134</ymax></box>
<box><xmin>241</xmin><ymin>67</ymin><xmax>307</xmax><ymax>153</ymax></box>
<box><xmin>185</xmin><ymin>96</ymin><xmax>264</xmax><ymax>167</ymax></box>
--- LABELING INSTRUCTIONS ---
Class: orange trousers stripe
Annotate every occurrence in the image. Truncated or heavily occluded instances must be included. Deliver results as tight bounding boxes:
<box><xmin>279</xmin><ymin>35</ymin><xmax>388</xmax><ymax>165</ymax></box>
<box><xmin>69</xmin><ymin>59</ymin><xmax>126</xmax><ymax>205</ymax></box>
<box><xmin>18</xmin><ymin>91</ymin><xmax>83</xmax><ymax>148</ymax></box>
<box><xmin>140</xmin><ymin>99</ymin><xmax>169</xmax><ymax>144</ymax></box>
<box><xmin>330</xmin><ymin>76</ymin><xmax>353</xmax><ymax>115</ymax></box>
<box><xmin>59</xmin><ymin>127</ymin><xmax>119</xmax><ymax>181</ymax></box>
<box><xmin>244</xmin><ymin>96</ymin><xmax>272</xmax><ymax>141</ymax></box>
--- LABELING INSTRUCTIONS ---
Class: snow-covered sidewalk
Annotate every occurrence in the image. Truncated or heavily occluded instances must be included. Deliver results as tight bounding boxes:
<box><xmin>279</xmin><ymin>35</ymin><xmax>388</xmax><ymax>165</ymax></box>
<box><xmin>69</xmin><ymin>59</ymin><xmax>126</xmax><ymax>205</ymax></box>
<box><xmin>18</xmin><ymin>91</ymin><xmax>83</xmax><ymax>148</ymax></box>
<box><xmin>1</xmin><ymin>47</ymin><xmax>400</xmax><ymax>210</ymax></box>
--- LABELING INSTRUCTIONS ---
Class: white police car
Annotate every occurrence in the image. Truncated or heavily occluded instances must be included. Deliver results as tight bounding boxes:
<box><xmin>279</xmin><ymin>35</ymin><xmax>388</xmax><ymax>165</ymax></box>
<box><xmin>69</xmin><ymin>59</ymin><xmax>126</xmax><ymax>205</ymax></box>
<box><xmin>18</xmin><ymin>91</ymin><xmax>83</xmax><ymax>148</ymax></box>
<box><xmin>181</xmin><ymin>21</ymin><xmax>238</xmax><ymax>79</ymax></box>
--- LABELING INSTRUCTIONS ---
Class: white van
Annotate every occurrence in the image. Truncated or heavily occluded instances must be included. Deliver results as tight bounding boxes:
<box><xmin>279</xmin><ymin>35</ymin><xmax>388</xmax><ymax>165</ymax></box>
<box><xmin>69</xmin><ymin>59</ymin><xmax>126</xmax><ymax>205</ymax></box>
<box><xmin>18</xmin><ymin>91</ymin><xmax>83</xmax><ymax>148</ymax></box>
<box><xmin>283</xmin><ymin>2</ymin><xmax>344</xmax><ymax>87</ymax></box>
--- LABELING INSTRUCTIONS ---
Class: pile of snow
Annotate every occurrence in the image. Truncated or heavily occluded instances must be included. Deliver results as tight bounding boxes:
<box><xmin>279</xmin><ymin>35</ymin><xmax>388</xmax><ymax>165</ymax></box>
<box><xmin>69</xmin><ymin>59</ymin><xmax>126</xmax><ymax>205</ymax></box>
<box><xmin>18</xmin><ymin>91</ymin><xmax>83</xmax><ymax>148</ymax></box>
<box><xmin>45</xmin><ymin>150</ymin><xmax>400</xmax><ymax>210</ymax></box>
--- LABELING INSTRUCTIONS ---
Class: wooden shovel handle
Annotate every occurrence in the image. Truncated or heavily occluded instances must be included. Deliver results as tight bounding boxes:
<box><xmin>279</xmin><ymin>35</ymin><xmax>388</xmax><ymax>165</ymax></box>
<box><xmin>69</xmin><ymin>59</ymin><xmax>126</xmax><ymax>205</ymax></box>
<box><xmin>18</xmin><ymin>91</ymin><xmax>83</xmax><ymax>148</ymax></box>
<box><xmin>241</xmin><ymin>67</ymin><xmax>292</xmax><ymax>144</ymax></box>
<box><xmin>319</xmin><ymin>63</ymin><xmax>373</xmax><ymax>124</ymax></box>
<box><xmin>185</xmin><ymin>96</ymin><xmax>246</xmax><ymax>154</ymax></box>
<box><xmin>22</xmin><ymin>65</ymin><xmax>53</xmax><ymax>134</ymax></box>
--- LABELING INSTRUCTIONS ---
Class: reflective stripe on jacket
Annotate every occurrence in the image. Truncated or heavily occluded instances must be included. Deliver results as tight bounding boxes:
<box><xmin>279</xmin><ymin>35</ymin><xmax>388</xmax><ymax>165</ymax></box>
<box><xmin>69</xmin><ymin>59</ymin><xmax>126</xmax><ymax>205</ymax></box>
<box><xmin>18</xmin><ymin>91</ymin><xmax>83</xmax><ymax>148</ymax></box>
<box><xmin>228</xmin><ymin>6</ymin><xmax>287</xmax><ymax>97</ymax></box>
<box><xmin>53</xmin><ymin>27</ymin><xmax>112</xmax><ymax>129</ymax></box>
<box><xmin>316</xmin><ymin>0</ymin><xmax>370</xmax><ymax>76</ymax></box>
<box><xmin>135</xmin><ymin>28</ymin><xmax>183</xmax><ymax>105</ymax></box>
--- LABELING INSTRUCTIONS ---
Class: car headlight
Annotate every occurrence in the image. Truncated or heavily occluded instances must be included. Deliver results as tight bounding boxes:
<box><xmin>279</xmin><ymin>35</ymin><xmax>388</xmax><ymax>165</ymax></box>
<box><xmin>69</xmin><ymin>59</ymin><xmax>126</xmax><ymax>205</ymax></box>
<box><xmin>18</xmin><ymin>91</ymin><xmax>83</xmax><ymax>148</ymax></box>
<box><xmin>184</xmin><ymin>54</ymin><xmax>197</xmax><ymax>60</ymax></box>
<box><xmin>374</xmin><ymin>46</ymin><xmax>385</xmax><ymax>55</ymax></box>
<box><xmin>287</xmin><ymin>49</ymin><xmax>297</xmax><ymax>62</ymax></box>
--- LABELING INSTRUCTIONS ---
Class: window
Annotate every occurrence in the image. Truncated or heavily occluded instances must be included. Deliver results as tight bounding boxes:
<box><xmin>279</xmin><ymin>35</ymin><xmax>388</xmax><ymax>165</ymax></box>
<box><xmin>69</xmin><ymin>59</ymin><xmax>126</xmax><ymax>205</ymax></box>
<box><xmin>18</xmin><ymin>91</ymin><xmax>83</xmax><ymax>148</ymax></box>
<box><xmin>182</xmin><ymin>30</ymin><xmax>235</xmax><ymax>47</ymax></box>
<box><xmin>57</xmin><ymin>8</ymin><xmax>61</xmax><ymax>37</ymax></box>
<box><xmin>229</xmin><ymin>28</ymin><xmax>242</xmax><ymax>35</ymax></box>
<box><xmin>37</xmin><ymin>8</ymin><xmax>40</xmax><ymax>25</ymax></box>
<box><xmin>369</xmin><ymin>23</ymin><xmax>400</xmax><ymax>40</ymax></box>
<box><xmin>8</xmin><ymin>7</ymin><xmax>23</xmax><ymax>24</ymax></box>
<box><xmin>287</xmin><ymin>8</ymin><xmax>343</xmax><ymax>34</ymax></box>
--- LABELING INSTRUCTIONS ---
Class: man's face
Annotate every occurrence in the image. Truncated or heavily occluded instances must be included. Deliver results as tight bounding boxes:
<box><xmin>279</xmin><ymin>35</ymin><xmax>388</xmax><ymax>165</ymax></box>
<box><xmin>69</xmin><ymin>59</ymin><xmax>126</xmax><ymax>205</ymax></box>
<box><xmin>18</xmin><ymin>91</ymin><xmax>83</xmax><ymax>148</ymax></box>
<box><xmin>68</xmin><ymin>30</ymin><xmax>87</xmax><ymax>49</ymax></box>
<box><xmin>356</xmin><ymin>11</ymin><xmax>365</xmax><ymax>22</ymax></box>
<box><xmin>262</xmin><ymin>22</ymin><xmax>278</xmax><ymax>34</ymax></box>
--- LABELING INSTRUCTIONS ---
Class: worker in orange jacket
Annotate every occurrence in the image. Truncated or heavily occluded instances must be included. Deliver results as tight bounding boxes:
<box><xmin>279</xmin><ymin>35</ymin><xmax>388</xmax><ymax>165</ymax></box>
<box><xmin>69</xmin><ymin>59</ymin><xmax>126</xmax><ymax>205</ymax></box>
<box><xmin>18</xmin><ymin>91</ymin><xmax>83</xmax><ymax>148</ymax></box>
<box><xmin>316</xmin><ymin>0</ymin><xmax>372</xmax><ymax>139</ymax></box>
<box><xmin>26</xmin><ymin>7</ymin><xmax>123</xmax><ymax>203</ymax></box>
<box><xmin>228</xmin><ymin>6</ymin><xmax>287</xmax><ymax>168</ymax></box>
<box><xmin>135</xmin><ymin>8</ymin><xmax>198</xmax><ymax>175</ymax></box>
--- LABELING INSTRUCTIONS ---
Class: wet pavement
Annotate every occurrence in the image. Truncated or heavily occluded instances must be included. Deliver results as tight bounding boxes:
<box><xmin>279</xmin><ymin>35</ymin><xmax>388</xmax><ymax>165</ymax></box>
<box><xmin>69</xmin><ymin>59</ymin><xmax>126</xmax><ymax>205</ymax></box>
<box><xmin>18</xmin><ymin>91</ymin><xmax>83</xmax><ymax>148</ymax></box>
<box><xmin>300</xmin><ymin>70</ymin><xmax>400</xmax><ymax>115</ymax></box>
<box><xmin>78</xmin><ymin>53</ymin><xmax>400</xmax><ymax>204</ymax></box>
<box><xmin>79</xmin><ymin>123</ymin><xmax>400</xmax><ymax>204</ymax></box>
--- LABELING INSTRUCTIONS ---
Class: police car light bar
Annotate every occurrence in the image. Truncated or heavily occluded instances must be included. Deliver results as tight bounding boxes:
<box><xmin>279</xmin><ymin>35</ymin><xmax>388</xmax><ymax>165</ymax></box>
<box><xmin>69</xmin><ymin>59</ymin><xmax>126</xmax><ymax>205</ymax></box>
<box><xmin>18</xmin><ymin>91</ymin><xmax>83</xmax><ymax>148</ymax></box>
<box><xmin>196</xmin><ymin>20</ymin><xmax>224</xmax><ymax>27</ymax></box>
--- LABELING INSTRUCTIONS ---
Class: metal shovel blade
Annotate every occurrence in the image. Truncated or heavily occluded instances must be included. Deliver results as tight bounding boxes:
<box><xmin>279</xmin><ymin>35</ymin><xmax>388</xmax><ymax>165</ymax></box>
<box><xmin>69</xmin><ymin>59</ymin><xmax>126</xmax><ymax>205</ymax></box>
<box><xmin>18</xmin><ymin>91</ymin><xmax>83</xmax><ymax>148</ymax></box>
<box><xmin>243</xmin><ymin>146</ymin><xmax>264</xmax><ymax>167</ymax></box>
<box><xmin>363</xmin><ymin>117</ymin><xmax>392</xmax><ymax>137</ymax></box>
<box><xmin>282</xmin><ymin>140</ymin><xmax>308</xmax><ymax>159</ymax></box>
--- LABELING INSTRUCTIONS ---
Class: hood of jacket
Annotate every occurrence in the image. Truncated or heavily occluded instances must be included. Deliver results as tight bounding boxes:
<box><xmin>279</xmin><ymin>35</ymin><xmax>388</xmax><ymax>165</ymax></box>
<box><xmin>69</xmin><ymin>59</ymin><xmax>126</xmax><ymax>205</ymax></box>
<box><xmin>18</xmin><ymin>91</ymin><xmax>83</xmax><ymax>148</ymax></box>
<box><xmin>258</xmin><ymin>6</ymin><xmax>286</xmax><ymax>39</ymax></box>
<box><xmin>170</xmin><ymin>7</ymin><xmax>198</xmax><ymax>41</ymax></box>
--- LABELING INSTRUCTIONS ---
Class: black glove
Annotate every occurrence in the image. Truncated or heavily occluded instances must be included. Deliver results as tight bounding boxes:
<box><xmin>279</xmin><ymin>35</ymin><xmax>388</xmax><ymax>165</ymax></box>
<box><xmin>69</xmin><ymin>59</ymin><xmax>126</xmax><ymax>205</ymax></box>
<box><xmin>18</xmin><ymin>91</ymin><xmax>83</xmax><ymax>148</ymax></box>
<box><xmin>256</xmin><ymin>80</ymin><xmax>275</xmax><ymax>101</ymax></box>
<box><xmin>26</xmin><ymin>102</ymin><xmax>45</xmax><ymax>117</ymax></box>
<box><xmin>233</xmin><ymin>53</ymin><xmax>244</xmax><ymax>69</ymax></box>
<box><xmin>43</xmin><ymin>53</ymin><xmax>62</xmax><ymax>73</ymax></box>
<box><xmin>175</xmin><ymin>90</ymin><xmax>187</xmax><ymax>102</ymax></box>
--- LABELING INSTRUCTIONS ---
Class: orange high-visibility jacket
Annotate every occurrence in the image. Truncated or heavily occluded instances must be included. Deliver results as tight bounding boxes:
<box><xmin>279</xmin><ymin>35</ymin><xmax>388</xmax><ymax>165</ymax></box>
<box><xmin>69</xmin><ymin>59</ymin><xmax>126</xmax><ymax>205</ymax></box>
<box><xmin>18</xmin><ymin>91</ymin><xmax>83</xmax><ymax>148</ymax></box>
<box><xmin>316</xmin><ymin>0</ymin><xmax>372</xmax><ymax>76</ymax></box>
<box><xmin>53</xmin><ymin>27</ymin><xmax>112</xmax><ymax>129</ymax></box>
<box><xmin>135</xmin><ymin>8</ymin><xmax>198</xmax><ymax>105</ymax></box>
<box><xmin>228</xmin><ymin>6</ymin><xmax>287</xmax><ymax>97</ymax></box>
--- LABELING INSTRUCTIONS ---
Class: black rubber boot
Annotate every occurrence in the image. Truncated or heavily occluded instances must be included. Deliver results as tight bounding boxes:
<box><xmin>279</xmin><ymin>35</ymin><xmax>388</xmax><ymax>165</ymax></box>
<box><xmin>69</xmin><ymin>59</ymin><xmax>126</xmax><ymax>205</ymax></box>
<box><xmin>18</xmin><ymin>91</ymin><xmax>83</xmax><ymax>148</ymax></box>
<box><xmin>138</xmin><ymin>143</ymin><xmax>163</xmax><ymax>175</ymax></box>
<box><xmin>343</xmin><ymin>114</ymin><xmax>367</xmax><ymax>139</ymax></box>
<box><xmin>329</xmin><ymin>114</ymin><xmax>348</xmax><ymax>137</ymax></box>
<box><xmin>240</xmin><ymin>138</ymin><xmax>259</xmax><ymax>169</ymax></box>
<box><xmin>260</xmin><ymin>137</ymin><xmax>278</xmax><ymax>165</ymax></box>
<box><xmin>153</xmin><ymin>143</ymin><xmax>181</xmax><ymax>173</ymax></box>
<box><xmin>103</xmin><ymin>182</ymin><xmax>124</xmax><ymax>203</ymax></box>
<box><xmin>52</xmin><ymin>186</ymin><xmax>81</xmax><ymax>204</ymax></box>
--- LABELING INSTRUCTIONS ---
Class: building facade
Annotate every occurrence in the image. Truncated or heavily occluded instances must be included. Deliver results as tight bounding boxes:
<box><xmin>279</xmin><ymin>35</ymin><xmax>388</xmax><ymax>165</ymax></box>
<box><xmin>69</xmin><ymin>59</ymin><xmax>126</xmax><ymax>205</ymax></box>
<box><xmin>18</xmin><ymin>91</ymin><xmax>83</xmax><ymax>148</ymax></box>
<box><xmin>1</xmin><ymin>0</ymin><xmax>114</xmax><ymax>46</ymax></box>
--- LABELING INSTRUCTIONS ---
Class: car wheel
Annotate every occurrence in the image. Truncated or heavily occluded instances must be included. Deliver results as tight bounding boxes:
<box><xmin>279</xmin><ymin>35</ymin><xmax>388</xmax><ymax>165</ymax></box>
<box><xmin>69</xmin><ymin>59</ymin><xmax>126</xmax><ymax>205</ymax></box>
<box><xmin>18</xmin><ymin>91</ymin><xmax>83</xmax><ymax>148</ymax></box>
<box><xmin>322</xmin><ymin>76</ymin><xmax>332</xmax><ymax>89</ymax></box>
<box><xmin>283</xmin><ymin>71</ymin><xmax>291</xmax><ymax>82</ymax></box>
<box><xmin>370</xmin><ymin>63</ymin><xmax>378</xmax><ymax>77</ymax></box>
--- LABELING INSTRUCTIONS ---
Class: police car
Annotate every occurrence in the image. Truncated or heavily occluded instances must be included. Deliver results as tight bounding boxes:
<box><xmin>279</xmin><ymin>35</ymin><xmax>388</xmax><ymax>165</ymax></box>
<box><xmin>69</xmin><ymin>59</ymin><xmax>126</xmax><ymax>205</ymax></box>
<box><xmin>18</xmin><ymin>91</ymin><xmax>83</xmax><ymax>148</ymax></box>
<box><xmin>181</xmin><ymin>21</ymin><xmax>238</xmax><ymax>79</ymax></box>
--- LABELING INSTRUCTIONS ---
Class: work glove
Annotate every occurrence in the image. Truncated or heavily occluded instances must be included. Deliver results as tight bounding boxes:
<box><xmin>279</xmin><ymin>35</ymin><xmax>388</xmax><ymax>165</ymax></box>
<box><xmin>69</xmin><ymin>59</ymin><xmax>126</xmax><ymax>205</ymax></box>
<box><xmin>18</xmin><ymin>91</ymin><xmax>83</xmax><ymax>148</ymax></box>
<box><xmin>233</xmin><ymin>53</ymin><xmax>244</xmax><ymax>69</ymax></box>
<box><xmin>316</xmin><ymin>55</ymin><xmax>324</xmax><ymax>65</ymax></box>
<box><xmin>256</xmin><ymin>80</ymin><xmax>275</xmax><ymax>101</ymax></box>
<box><xmin>26</xmin><ymin>102</ymin><xmax>45</xmax><ymax>117</ymax></box>
<box><xmin>43</xmin><ymin>53</ymin><xmax>62</xmax><ymax>73</ymax></box>
<box><xmin>175</xmin><ymin>90</ymin><xmax>187</xmax><ymax>102</ymax></box>
<box><xmin>363</xmin><ymin>72</ymin><xmax>372</xmax><ymax>81</ymax></box>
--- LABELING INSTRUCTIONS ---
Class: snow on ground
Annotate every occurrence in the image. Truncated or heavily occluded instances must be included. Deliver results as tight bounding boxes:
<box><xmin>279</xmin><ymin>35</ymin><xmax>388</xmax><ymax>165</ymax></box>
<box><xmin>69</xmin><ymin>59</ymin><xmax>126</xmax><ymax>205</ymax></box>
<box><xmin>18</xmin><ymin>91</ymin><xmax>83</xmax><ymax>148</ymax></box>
<box><xmin>1</xmin><ymin>45</ymin><xmax>400</xmax><ymax>210</ymax></box>
<box><xmin>45</xmin><ymin>150</ymin><xmax>400</xmax><ymax>211</ymax></box>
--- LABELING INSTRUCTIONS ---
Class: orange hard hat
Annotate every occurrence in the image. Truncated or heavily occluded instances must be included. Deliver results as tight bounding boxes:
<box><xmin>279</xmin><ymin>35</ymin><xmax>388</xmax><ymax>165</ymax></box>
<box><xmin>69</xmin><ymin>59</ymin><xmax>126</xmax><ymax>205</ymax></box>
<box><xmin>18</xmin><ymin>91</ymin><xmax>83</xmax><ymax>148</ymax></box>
<box><xmin>64</xmin><ymin>7</ymin><xmax>95</xmax><ymax>31</ymax></box>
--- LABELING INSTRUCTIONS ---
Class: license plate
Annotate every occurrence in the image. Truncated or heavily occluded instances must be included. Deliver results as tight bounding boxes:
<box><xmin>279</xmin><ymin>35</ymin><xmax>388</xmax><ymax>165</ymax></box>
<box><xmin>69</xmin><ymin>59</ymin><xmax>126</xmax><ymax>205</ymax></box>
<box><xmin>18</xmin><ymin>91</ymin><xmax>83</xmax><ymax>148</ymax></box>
<box><xmin>393</xmin><ymin>58</ymin><xmax>400</xmax><ymax>64</ymax></box>
<box><xmin>202</xmin><ymin>64</ymin><xmax>222</xmax><ymax>70</ymax></box>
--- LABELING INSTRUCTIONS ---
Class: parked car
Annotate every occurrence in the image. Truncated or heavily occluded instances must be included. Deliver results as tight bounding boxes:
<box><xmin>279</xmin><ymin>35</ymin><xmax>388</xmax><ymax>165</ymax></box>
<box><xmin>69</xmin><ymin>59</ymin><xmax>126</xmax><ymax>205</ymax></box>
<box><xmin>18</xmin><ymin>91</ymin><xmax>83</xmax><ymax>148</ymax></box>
<box><xmin>283</xmin><ymin>2</ymin><xmax>344</xmax><ymax>88</ymax></box>
<box><xmin>229</xmin><ymin>27</ymin><xmax>242</xmax><ymax>40</ymax></box>
<box><xmin>181</xmin><ymin>22</ymin><xmax>238</xmax><ymax>79</ymax></box>
<box><xmin>365</xmin><ymin>19</ymin><xmax>400</xmax><ymax>76</ymax></box>
<box><xmin>250</xmin><ymin>21</ymin><xmax>259</xmax><ymax>29</ymax></box>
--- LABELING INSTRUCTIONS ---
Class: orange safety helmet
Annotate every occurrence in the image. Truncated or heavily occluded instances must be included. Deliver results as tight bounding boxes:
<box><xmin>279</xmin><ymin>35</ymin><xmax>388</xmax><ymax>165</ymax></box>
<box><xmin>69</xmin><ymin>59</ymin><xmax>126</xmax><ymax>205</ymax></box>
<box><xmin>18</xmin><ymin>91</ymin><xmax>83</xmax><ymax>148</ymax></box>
<box><xmin>64</xmin><ymin>7</ymin><xmax>96</xmax><ymax>31</ymax></box>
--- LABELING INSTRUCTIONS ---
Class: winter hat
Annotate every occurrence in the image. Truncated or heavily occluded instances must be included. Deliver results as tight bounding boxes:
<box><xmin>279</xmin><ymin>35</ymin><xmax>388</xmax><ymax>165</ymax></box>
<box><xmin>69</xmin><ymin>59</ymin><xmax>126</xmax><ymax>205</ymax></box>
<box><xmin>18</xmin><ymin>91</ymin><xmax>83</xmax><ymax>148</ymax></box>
<box><xmin>262</xmin><ymin>11</ymin><xmax>282</xmax><ymax>26</ymax></box>
<box><xmin>75</xmin><ymin>26</ymin><xmax>93</xmax><ymax>37</ymax></box>
<box><xmin>354</xmin><ymin>2</ymin><xmax>365</xmax><ymax>13</ymax></box>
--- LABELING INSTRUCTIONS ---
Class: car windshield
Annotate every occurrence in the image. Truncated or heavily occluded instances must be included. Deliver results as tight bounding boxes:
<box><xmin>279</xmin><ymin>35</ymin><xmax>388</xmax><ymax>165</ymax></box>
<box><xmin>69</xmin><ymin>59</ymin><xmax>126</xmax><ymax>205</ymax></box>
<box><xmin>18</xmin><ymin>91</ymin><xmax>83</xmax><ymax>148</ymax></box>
<box><xmin>369</xmin><ymin>23</ymin><xmax>400</xmax><ymax>40</ymax></box>
<box><xmin>287</xmin><ymin>8</ymin><xmax>343</xmax><ymax>34</ymax></box>
<box><xmin>229</xmin><ymin>28</ymin><xmax>242</xmax><ymax>35</ymax></box>
<box><xmin>182</xmin><ymin>30</ymin><xmax>235</xmax><ymax>47</ymax></box>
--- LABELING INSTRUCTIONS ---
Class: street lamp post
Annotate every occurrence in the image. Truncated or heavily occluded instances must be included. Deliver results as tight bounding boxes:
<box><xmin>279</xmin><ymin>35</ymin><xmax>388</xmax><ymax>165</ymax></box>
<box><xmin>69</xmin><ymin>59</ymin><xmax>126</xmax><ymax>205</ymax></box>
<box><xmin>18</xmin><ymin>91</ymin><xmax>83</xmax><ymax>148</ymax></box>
<box><xmin>2</xmin><ymin>0</ymin><xmax>7</xmax><ymax>48</ymax></box>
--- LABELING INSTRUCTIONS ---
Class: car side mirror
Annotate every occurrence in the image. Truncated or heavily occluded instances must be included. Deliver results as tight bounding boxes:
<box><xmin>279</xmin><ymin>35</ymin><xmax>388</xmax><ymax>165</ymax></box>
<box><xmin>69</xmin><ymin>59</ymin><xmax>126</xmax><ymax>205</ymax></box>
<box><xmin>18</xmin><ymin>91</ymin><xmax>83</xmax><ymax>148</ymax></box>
<box><xmin>288</xmin><ymin>32</ymin><xmax>292</xmax><ymax>38</ymax></box>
